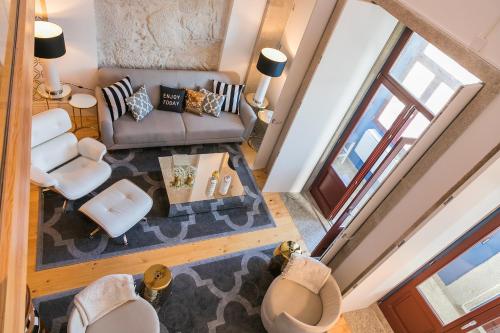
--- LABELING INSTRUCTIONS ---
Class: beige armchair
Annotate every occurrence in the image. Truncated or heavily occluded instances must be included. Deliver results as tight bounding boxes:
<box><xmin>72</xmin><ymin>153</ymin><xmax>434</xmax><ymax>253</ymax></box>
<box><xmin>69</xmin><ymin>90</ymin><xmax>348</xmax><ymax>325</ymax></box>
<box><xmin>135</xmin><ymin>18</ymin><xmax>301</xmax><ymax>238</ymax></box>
<box><xmin>261</xmin><ymin>275</ymin><xmax>342</xmax><ymax>333</ymax></box>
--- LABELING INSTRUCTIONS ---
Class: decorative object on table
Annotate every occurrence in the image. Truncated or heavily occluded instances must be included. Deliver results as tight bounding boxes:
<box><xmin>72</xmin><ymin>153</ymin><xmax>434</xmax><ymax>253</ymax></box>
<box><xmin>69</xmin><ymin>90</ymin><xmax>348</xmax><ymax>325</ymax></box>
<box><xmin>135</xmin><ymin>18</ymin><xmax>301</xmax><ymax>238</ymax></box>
<box><xmin>213</xmin><ymin>80</ymin><xmax>245</xmax><ymax>114</ymax></box>
<box><xmin>34</xmin><ymin>20</ymin><xmax>70</xmax><ymax>100</ymax></box>
<box><xmin>126</xmin><ymin>85</ymin><xmax>154</xmax><ymax>121</ymax></box>
<box><xmin>247</xmin><ymin>48</ymin><xmax>287</xmax><ymax>109</ymax></box>
<box><xmin>200</xmin><ymin>88</ymin><xmax>226</xmax><ymax>117</ymax></box>
<box><xmin>248</xmin><ymin>109</ymin><xmax>274</xmax><ymax>151</ymax></box>
<box><xmin>185</xmin><ymin>89</ymin><xmax>206</xmax><ymax>116</ymax></box>
<box><xmin>206</xmin><ymin>170</ymin><xmax>219</xmax><ymax>197</ymax></box>
<box><xmin>268</xmin><ymin>240</ymin><xmax>302</xmax><ymax>276</ymax></box>
<box><xmin>141</xmin><ymin>264</ymin><xmax>173</xmax><ymax>309</ymax></box>
<box><xmin>170</xmin><ymin>165</ymin><xmax>197</xmax><ymax>188</ymax></box>
<box><xmin>157</xmin><ymin>86</ymin><xmax>185</xmax><ymax>113</ymax></box>
<box><xmin>218</xmin><ymin>175</ymin><xmax>232</xmax><ymax>195</ymax></box>
<box><xmin>101</xmin><ymin>76</ymin><xmax>133</xmax><ymax>121</ymax></box>
<box><xmin>68</xmin><ymin>93</ymin><xmax>98</xmax><ymax>137</ymax></box>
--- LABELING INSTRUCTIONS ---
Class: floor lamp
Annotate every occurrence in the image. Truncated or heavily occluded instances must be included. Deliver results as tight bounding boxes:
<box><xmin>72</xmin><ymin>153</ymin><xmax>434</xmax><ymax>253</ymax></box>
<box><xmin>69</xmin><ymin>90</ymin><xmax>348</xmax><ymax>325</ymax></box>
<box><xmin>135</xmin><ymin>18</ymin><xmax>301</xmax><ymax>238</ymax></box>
<box><xmin>246</xmin><ymin>48</ymin><xmax>287</xmax><ymax>109</ymax></box>
<box><xmin>34</xmin><ymin>21</ymin><xmax>70</xmax><ymax>99</ymax></box>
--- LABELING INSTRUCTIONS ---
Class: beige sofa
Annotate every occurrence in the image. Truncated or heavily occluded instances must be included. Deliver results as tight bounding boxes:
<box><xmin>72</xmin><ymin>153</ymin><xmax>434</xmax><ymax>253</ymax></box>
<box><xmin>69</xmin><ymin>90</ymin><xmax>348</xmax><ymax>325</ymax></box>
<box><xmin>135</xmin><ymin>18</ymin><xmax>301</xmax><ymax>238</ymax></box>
<box><xmin>95</xmin><ymin>68</ymin><xmax>256</xmax><ymax>150</ymax></box>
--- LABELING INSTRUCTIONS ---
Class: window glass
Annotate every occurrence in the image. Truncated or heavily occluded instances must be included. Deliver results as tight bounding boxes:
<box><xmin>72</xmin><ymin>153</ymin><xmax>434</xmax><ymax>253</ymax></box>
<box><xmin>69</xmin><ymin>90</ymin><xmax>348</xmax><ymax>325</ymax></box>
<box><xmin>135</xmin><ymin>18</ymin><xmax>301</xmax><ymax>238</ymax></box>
<box><xmin>389</xmin><ymin>33</ymin><xmax>480</xmax><ymax>115</ymax></box>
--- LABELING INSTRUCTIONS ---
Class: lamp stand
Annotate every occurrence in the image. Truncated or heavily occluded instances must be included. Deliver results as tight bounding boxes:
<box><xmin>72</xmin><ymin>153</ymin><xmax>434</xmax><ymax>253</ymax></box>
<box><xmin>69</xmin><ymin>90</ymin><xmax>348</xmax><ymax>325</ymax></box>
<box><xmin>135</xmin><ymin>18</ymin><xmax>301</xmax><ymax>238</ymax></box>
<box><xmin>39</xmin><ymin>58</ymin><xmax>63</xmax><ymax>98</ymax></box>
<box><xmin>253</xmin><ymin>74</ymin><xmax>272</xmax><ymax>107</ymax></box>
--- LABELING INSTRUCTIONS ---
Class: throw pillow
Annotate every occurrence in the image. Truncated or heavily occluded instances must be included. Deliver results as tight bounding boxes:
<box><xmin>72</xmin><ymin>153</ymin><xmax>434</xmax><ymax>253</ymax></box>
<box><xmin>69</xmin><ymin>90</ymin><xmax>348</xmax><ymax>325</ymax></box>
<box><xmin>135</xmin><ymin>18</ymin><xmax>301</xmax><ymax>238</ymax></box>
<box><xmin>101</xmin><ymin>76</ymin><xmax>133</xmax><ymax>121</ymax></box>
<box><xmin>213</xmin><ymin>80</ymin><xmax>245</xmax><ymax>114</ymax></box>
<box><xmin>200</xmin><ymin>88</ymin><xmax>225</xmax><ymax>117</ymax></box>
<box><xmin>125</xmin><ymin>85</ymin><xmax>153</xmax><ymax>122</ymax></box>
<box><xmin>158</xmin><ymin>86</ymin><xmax>185</xmax><ymax>113</ymax></box>
<box><xmin>185</xmin><ymin>89</ymin><xmax>206</xmax><ymax>116</ymax></box>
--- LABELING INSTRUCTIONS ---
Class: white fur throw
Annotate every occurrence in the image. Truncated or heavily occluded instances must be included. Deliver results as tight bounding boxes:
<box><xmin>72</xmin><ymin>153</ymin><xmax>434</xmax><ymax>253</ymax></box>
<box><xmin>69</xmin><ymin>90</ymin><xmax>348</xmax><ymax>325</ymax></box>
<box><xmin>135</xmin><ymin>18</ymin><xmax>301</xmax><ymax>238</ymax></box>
<box><xmin>74</xmin><ymin>274</ymin><xmax>137</xmax><ymax>327</ymax></box>
<box><xmin>281</xmin><ymin>253</ymin><xmax>332</xmax><ymax>294</ymax></box>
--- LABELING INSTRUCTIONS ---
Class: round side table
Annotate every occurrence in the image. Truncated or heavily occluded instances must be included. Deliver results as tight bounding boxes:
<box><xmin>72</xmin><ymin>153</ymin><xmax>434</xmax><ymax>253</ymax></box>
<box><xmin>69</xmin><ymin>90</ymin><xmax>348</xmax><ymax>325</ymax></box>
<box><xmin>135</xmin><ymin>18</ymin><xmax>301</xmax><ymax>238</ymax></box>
<box><xmin>141</xmin><ymin>264</ymin><xmax>173</xmax><ymax>309</ymax></box>
<box><xmin>69</xmin><ymin>93</ymin><xmax>99</xmax><ymax>138</ymax></box>
<box><xmin>36</xmin><ymin>83</ymin><xmax>72</xmax><ymax>110</ymax></box>
<box><xmin>248</xmin><ymin>109</ymin><xmax>274</xmax><ymax>151</ymax></box>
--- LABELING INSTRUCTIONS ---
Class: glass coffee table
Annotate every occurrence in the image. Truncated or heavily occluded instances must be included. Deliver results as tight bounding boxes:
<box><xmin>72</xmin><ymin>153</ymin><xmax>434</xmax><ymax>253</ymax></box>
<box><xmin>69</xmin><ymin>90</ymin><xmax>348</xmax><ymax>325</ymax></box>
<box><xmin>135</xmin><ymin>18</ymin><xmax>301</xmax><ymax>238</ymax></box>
<box><xmin>158</xmin><ymin>152</ymin><xmax>246</xmax><ymax>216</ymax></box>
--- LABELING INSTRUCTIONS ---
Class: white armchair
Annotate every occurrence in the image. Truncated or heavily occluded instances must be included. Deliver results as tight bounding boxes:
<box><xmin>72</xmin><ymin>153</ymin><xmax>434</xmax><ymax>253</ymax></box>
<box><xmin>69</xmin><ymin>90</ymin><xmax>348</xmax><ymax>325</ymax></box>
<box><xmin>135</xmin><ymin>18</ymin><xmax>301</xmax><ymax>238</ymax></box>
<box><xmin>31</xmin><ymin>108</ymin><xmax>111</xmax><ymax>206</ymax></box>
<box><xmin>261</xmin><ymin>275</ymin><xmax>342</xmax><ymax>333</ymax></box>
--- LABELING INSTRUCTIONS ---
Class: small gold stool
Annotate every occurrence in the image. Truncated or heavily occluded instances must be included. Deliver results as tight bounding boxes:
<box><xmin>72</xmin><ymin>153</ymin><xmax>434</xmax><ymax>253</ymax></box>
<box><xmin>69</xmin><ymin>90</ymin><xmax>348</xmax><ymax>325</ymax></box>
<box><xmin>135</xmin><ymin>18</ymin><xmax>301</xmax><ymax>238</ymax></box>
<box><xmin>269</xmin><ymin>241</ymin><xmax>302</xmax><ymax>277</ymax></box>
<box><xmin>141</xmin><ymin>264</ymin><xmax>172</xmax><ymax>308</ymax></box>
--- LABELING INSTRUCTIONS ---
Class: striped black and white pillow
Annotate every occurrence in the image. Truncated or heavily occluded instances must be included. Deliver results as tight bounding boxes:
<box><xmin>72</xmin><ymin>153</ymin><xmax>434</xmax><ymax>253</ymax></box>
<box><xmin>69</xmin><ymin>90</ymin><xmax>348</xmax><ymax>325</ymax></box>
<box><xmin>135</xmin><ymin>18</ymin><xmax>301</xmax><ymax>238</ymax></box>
<box><xmin>101</xmin><ymin>76</ymin><xmax>133</xmax><ymax>121</ymax></box>
<box><xmin>213</xmin><ymin>80</ymin><xmax>245</xmax><ymax>114</ymax></box>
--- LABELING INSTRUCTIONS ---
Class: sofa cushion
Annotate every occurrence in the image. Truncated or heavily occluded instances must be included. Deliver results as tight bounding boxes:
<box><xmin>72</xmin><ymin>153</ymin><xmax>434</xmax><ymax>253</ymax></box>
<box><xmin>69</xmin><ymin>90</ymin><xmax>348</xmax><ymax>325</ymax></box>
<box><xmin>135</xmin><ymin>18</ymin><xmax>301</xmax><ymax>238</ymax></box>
<box><xmin>113</xmin><ymin>111</ymin><xmax>185</xmax><ymax>145</ymax></box>
<box><xmin>182</xmin><ymin>111</ymin><xmax>245</xmax><ymax>141</ymax></box>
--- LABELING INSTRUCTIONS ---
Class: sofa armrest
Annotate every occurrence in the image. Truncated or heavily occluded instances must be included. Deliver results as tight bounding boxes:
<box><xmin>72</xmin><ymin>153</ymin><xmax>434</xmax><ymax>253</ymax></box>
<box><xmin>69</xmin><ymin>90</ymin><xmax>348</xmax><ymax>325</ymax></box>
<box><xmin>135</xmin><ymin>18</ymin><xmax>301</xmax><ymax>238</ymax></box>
<box><xmin>95</xmin><ymin>87</ymin><xmax>114</xmax><ymax>148</ymax></box>
<box><xmin>30</xmin><ymin>166</ymin><xmax>58</xmax><ymax>188</ymax></box>
<box><xmin>239</xmin><ymin>97</ymin><xmax>257</xmax><ymax>140</ymax></box>
<box><xmin>78</xmin><ymin>137</ymin><xmax>107</xmax><ymax>162</ymax></box>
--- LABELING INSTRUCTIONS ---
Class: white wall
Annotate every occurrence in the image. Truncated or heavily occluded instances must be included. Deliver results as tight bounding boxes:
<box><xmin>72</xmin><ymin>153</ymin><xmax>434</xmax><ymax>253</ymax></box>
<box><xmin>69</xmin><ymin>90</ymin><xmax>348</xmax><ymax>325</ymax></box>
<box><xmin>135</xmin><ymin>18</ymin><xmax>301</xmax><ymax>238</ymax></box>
<box><xmin>263</xmin><ymin>0</ymin><xmax>397</xmax><ymax>192</ymax></box>
<box><xmin>340</xmin><ymin>148</ymin><xmax>500</xmax><ymax>312</ymax></box>
<box><xmin>253</xmin><ymin>0</ymin><xmax>338</xmax><ymax>170</ymax></box>
<box><xmin>218</xmin><ymin>0</ymin><xmax>267</xmax><ymax>81</ymax></box>
<box><xmin>43</xmin><ymin>0</ymin><xmax>266</xmax><ymax>89</ymax></box>
<box><xmin>45</xmin><ymin>0</ymin><xmax>99</xmax><ymax>88</ymax></box>
<box><xmin>400</xmin><ymin>0</ymin><xmax>500</xmax><ymax>69</ymax></box>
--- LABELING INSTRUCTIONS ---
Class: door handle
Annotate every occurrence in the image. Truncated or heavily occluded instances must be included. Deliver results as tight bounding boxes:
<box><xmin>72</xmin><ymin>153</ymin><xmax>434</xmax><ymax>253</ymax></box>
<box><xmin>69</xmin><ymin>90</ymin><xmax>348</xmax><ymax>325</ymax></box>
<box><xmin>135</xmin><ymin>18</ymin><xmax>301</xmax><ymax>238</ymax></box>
<box><xmin>461</xmin><ymin>320</ymin><xmax>477</xmax><ymax>330</ymax></box>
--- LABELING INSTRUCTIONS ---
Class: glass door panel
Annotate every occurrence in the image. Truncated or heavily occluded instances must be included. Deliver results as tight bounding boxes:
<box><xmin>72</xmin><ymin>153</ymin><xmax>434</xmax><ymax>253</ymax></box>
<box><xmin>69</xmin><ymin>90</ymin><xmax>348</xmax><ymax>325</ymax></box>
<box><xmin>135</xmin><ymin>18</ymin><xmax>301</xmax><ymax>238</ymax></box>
<box><xmin>389</xmin><ymin>33</ymin><xmax>481</xmax><ymax>115</ymax></box>
<box><xmin>331</xmin><ymin>84</ymin><xmax>406</xmax><ymax>186</ymax></box>
<box><xmin>417</xmin><ymin>227</ymin><xmax>500</xmax><ymax>326</ymax></box>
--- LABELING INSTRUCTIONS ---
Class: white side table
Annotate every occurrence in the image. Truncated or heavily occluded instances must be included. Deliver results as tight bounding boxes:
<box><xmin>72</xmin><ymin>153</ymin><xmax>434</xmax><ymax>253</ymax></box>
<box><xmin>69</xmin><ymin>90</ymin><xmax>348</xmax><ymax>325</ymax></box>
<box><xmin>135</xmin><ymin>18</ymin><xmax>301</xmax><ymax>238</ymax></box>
<box><xmin>69</xmin><ymin>93</ymin><xmax>99</xmax><ymax>138</ymax></box>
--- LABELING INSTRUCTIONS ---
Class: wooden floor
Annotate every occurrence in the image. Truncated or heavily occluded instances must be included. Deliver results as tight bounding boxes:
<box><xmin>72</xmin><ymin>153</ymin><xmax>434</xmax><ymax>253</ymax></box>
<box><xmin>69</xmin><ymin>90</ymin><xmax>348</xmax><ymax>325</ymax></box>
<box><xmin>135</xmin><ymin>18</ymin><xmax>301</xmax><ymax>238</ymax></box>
<box><xmin>28</xmin><ymin>102</ymin><xmax>351</xmax><ymax>332</ymax></box>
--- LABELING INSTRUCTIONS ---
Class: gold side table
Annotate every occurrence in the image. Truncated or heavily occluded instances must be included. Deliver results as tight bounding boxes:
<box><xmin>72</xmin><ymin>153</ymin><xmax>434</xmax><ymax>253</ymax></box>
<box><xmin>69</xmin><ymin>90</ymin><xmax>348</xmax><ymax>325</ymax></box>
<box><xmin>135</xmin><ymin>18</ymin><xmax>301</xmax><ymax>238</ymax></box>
<box><xmin>269</xmin><ymin>241</ymin><xmax>303</xmax><ymax>277</ymax></box>
<box><xmin>141</xmin><ymin>264</ymin><xmax>173</xmax><ymax>308</ymax></box>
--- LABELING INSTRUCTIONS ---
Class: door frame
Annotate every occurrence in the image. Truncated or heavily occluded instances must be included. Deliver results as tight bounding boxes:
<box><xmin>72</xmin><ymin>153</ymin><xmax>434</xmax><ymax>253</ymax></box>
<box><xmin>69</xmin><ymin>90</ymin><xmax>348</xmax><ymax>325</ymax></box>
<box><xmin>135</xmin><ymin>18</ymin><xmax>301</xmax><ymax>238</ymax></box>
<box><xmin>379</xmin><ymin>209</ymin><xmax>500</xmax><ymax>332</ymax></box>
<box><xmin>310</xmin><ymin>27</ymin><xmax>443</xmax><ymax>256</ymax></box>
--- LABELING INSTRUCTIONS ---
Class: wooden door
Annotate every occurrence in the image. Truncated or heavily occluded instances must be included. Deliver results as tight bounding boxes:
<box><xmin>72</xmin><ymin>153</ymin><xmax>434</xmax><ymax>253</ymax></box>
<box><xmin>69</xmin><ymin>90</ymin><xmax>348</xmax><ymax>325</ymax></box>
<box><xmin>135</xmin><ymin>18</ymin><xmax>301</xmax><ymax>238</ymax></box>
<box><xmin>379</xmin><ymin>210</ymin><xmax>500</xmax><ymax>333</ymax></box>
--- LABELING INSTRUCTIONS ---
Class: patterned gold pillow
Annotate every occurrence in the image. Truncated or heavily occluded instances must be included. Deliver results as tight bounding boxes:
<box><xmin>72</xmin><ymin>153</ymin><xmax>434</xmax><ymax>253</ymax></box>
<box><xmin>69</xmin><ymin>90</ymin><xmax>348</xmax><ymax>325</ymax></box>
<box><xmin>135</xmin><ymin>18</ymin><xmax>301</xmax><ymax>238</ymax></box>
<box><xmin>185</xmin><ymin>89</ymin><xmax>206</xmax><ymax>116</ymax></box>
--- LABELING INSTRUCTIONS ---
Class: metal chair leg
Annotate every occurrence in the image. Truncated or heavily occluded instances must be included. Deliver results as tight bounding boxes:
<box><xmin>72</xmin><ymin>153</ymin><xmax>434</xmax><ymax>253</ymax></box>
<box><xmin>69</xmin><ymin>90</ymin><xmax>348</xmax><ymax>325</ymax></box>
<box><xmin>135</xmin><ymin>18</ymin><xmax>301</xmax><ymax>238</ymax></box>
<box><xmin>89</xmin><ymin>227</ymin><xmax>101</xmax><ymax>239</ymax></box>
<box><xmin>123</xmin><ymin>234</ymin><xmax>128</xmax><ymax>246</ymax></box>
<box><xmin>62</xmin><ymin>199</ymin><xmax>69</xmax><ymax>213</ymax></box>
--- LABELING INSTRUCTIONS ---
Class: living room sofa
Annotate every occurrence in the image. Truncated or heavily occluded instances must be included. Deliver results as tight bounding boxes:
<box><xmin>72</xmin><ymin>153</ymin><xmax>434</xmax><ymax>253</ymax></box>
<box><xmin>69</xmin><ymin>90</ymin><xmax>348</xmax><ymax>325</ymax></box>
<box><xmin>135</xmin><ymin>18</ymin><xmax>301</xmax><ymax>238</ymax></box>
<box><xmin>95</xmin><ymin>68</ymin><xmax>257</xmax><ymax>150</ymax></box>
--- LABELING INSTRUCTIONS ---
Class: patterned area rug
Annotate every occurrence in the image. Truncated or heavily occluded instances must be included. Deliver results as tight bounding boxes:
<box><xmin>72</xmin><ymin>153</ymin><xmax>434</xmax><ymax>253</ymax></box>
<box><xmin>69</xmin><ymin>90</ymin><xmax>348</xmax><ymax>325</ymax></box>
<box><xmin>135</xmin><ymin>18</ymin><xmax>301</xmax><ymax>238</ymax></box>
<box><xmin>37</xmin><ymin>144</ymin><xmax>276</xmax><ymax>270</ymax></box>
<box><xmin>34</xmin><ymin>246</ymin><xmax>275</xmax><ymax>333</ymax></box>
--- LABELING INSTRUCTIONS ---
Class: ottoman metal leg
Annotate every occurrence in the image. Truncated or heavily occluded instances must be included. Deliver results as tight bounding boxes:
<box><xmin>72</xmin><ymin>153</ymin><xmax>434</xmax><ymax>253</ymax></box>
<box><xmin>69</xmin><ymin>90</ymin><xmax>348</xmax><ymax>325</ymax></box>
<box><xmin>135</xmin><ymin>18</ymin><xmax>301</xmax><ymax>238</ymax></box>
<box><xmin>123</xmin><ymin>234</ymin><xmax>128</xmax><ymax>246</ymax></box>
<box><xmin>89</xmin><ymin>227</ymin><xmax>101</xmax><ymax>239</ymax></box>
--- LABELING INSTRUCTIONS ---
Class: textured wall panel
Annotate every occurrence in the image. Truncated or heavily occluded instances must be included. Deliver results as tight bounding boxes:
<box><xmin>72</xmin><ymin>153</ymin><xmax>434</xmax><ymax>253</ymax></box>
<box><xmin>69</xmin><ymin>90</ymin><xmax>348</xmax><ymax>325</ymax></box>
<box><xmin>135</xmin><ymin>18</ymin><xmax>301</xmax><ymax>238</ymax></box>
<box><xmin>95</xmin><ymin>0</ymin><xmax>231</xmax><ymax>70</ymax></box>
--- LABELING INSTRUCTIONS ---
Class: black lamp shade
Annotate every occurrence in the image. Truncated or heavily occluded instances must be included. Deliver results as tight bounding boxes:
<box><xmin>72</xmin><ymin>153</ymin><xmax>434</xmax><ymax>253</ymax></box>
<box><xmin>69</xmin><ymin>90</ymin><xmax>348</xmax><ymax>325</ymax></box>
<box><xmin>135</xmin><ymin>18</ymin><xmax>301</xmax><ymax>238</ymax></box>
<box><xmin>256</xmin><ymin>48</ymin><xmax>287</xmax><ymax>77</ymax></box>
<box><xmin>34</xmin><ymin>21</ymin><xmax>66</xmax><ymax>59</ymax></box>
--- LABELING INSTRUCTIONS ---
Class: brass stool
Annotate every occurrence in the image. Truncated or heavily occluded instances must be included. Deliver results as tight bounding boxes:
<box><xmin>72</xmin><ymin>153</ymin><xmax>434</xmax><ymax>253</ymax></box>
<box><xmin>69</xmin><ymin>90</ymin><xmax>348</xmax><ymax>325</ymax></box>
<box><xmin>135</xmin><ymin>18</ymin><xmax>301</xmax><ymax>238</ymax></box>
<box><xmin>141</xmin><ymin>264</ymin><xmax>173</xmax><ymax>309</ymax></box>
<box><xmin>269</xmin><ymin>241</ymin><xmax>302</xmax><ymax>277</ymax></box>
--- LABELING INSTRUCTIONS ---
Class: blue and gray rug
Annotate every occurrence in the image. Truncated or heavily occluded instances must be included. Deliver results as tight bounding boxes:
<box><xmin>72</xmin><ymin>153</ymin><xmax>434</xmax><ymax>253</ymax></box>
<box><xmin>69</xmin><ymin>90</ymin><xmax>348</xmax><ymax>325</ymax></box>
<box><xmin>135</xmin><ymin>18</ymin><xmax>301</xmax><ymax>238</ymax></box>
<box><xmin>35</xmin><ymin>246</ymin><xmax>275</xmax><ymax>333</ymax></box>
<box><xmin>37</xmin><ymin>144</ymin><xmax>276</xmax><ymax>270</ymax></box>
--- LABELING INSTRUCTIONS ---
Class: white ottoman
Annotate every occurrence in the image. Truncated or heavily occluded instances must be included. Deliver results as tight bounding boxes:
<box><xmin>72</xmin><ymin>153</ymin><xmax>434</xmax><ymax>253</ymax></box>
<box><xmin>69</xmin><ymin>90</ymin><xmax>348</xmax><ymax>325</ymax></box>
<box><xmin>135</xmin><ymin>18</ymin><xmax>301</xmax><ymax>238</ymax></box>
<box><xmin>79</xmin><ymin>179</ymin><xmax>153</xmax><ymax>244</ymax></box>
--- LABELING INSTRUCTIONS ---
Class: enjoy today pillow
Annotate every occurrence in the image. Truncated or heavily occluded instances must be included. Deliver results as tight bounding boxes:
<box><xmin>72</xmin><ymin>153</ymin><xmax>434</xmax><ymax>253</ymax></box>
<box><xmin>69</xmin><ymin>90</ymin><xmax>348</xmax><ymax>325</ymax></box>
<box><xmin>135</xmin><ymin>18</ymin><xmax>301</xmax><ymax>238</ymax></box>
<box><xmin>158</xmin><ymin>86</ymin><xmax>185</xmax><ymax>113</ymax></box>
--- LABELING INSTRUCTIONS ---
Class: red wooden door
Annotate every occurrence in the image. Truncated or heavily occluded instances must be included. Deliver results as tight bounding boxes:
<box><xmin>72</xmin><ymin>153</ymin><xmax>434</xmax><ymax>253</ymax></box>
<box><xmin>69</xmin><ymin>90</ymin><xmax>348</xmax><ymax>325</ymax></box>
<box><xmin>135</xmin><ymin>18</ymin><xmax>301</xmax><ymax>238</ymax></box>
<box><xmin>380</xmin><ymin>211</ymin><xmax>500</xmax><ymax>333</ymax></box>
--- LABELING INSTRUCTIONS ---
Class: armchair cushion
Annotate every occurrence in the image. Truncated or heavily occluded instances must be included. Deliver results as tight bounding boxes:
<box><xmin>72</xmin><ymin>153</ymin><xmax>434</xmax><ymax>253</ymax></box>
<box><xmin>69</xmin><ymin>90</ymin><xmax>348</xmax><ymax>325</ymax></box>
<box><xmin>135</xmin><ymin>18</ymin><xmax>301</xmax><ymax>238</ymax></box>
<box><xmin>31</xmin><ymin>133</ymin><xmax>79</xmax><ymax>172</ymax></box>
<box><xmin>263</xmin><ymin>278</ymin><xmax>322</xmax><ymax>326</ymax></box>
<box><xmin>78</xmin><ymin>138</ymin><xmax>107</xmax><ymax>162</ymax></box>
<box><xmin>30</xmin><ymin>166</ymin><xmax>58</xmax><ymax>188</ymax></box>
<box><xmin>51</xmin><ymin>157</ymin><xmax>112</xmax><ymax>200</ymax></box>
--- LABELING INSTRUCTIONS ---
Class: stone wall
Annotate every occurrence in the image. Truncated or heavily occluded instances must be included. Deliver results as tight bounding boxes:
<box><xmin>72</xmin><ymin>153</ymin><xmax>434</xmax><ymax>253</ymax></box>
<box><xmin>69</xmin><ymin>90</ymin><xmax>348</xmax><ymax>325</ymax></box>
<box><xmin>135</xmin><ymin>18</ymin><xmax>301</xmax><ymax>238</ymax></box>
<box><xmin>94</xmin><ymin>0</ymin><xmax>232</xmax><ymax>70</ymax></box>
